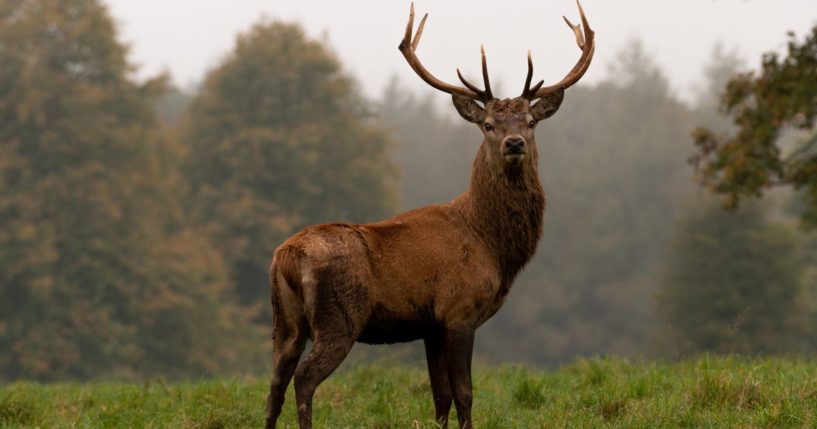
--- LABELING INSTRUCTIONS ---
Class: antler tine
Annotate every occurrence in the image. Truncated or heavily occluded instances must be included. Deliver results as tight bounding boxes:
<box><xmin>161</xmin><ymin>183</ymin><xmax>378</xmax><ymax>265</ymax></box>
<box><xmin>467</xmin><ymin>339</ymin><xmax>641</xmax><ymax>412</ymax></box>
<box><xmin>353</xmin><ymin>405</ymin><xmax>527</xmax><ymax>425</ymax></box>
<box><xmin>398</xmin><ymin>3</ymin><xmax>493</xmax><ymax>102</ymax></box>
<box><xmin>412</xmin><ymin>10</ymin><xmax>427</xmax><ymax>51</ymax></box>
<box><xmin>522</xmin><ymin>50</ymin><xmax>545</xmax><ymax>98</ymax></box>
<box><xmin>480</xmin><ymin>45</ymin><xmax>493</xmax><ymax>99</ymax></box>
<box><xmin>562</xmin><ymin>16</ymin><xmax>584</xmax><ymax>50</ymax></box>
<box><xmin>529</xmin><ymin>79</ymin><xmax>544</xmax><ymax>96</ymax></box>
<box><xmin>456</xmin><ymin>45</ymin><xmax>493</xmax><ymax>100</ymax></box>
<box><xmin>526</xmin><ymin>0</ymin><xmax>596</xmax><ymax>100</ymax></box>
<box><xmin>577</xmin><ymin>0</ymin><xmax>592</xmax><ymax>40</ymax></box>
<box><xmin>457</xmin><ymin>69</ymin><xmax>484</xmax><ymax>95</ymax></box>
<box><xmin>523</xmin><ymin>50</ymin><xmax>533</xmax><ymax>96</ymax></box>
<box><xmin>402</xmin><ymin>3</ymin><xmax>416</xmax><ymax>50</ymax></box>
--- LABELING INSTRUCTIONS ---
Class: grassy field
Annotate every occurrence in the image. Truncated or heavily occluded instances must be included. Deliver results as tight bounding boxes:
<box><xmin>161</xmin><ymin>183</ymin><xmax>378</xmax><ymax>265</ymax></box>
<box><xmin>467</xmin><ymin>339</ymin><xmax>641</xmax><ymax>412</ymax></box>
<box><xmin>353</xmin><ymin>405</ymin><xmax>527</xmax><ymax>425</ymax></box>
<box><xmin>2</xmin><ymin>356</ymin><xmax>817</xmax><ymax>428</ymax></box>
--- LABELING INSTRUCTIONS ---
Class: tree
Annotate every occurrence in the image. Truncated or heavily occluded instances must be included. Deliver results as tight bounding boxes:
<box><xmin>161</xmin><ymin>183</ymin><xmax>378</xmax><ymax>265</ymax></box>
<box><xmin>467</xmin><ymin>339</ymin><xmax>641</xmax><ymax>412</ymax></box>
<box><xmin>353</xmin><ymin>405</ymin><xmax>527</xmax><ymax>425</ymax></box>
<box><xmin>691</xmin><ymin>26</ymin><xmax>817</xmax><ymax>228</ymax></box>
<box><xmin>497</xmin><ymin>40</ymin><xmax>697</xmax><ymax>362</ymax></box>
<box><xmin>182</xmin><ymin>21</ymin><xmax>398</xmax><ymax>305</ymax></box>
<box><xmin>655</xmin><ymin>200</ymin><xmax>806</xmax><ymax>356</ymax></box>
<box><xmin>694</xmin><ymin>44</ymin><xmax>745</xmax><ymax>116</ymax></box>
<box><xmin>378</xmin><ymin>78</ymin><xmax>474</xmax><ymax>209</ymax></box>
<box><xmin>0</xmin><ymin>0</ymin><xmax>258</xmax><ymax>380</ymax></box>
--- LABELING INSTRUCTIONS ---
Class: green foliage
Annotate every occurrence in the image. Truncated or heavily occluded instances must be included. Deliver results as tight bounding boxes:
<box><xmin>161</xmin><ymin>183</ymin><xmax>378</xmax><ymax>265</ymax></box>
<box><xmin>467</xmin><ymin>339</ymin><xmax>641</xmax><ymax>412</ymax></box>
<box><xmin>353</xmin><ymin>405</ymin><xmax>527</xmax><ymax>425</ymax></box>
<box><xmin>3</xmin><ymin>358</ymin><xmax>817</xmax><ymax>428</ymax></box>
<box><xmin>182</xmin><ymin>21</ymin><xmax>398</xmax><ymax>304</ymax></box>
<box><xmin>656</xmin><ymin>201</ymin><xmax>806</xmax><ymax>356</ymax></box>
<box><xmin>0</xmin><ymin>0</ymin><xmax>259</xmax><ymax>380</ymax></box>
<box><xmin>691</xmin><ymin>25</ymin><xmax>817</xmax><ymax>228</ymax></box>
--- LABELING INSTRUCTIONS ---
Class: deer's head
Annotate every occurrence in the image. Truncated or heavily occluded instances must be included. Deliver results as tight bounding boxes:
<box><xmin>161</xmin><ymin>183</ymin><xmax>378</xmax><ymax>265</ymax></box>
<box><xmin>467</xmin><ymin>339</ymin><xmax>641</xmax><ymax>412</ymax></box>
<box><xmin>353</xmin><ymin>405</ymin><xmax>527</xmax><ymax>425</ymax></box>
<box><xmin>398</xmin><ymin>1</ymin><xmax>595</xmax><ymax>170</ymax></box>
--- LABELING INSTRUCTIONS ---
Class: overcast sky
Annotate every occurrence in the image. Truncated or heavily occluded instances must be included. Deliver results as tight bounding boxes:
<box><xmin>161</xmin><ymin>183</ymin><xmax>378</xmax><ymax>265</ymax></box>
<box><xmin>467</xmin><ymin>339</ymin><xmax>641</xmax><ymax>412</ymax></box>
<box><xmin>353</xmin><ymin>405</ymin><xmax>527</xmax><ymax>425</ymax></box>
<box><xmin>103</xmin><ymin>1</ymin><xmax>816</xmax><ymax>101</ymax></box>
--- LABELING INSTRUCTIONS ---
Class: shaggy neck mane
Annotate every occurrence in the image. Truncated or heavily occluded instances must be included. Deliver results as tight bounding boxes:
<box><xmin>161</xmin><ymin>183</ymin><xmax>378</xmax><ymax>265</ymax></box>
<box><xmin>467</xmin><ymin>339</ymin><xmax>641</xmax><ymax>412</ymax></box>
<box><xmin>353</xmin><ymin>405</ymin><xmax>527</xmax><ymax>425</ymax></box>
<box><xmin>454</xmin><ymin>145</ymin><xmax>545</xmax><ymax>289</ymax></box>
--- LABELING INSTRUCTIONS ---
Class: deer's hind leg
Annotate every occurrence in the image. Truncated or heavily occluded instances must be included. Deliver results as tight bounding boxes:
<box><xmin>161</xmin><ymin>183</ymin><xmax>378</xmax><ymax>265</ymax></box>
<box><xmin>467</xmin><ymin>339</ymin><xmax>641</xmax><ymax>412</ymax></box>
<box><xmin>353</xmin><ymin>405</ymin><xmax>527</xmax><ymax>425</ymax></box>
<box><xmin>266</xmin><ymin>269</ymin><xmax>309</xmax><ymax>429</ymax></box>
<box><xmin>293</xmin><ymin>263</ymin><xmax>369</xmax><ymax>429</ymax></box>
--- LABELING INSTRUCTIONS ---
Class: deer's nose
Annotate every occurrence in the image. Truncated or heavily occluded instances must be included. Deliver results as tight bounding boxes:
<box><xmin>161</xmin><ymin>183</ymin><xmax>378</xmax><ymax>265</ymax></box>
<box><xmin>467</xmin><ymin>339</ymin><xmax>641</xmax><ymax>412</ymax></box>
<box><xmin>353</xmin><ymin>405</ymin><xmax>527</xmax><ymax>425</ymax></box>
<box><xmin>504</xmin><ymin>137</ymin><xmax>526</xmax><ymax>153</ymax></box>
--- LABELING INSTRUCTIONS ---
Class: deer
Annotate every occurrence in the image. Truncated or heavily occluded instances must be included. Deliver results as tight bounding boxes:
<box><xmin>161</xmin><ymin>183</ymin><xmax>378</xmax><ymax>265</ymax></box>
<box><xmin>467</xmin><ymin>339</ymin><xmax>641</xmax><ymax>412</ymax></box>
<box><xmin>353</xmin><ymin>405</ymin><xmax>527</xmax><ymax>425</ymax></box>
<box><xmin>264</xmin><ymin>2</ymin><xmax>594</xmax><ymax>428</ymax></box>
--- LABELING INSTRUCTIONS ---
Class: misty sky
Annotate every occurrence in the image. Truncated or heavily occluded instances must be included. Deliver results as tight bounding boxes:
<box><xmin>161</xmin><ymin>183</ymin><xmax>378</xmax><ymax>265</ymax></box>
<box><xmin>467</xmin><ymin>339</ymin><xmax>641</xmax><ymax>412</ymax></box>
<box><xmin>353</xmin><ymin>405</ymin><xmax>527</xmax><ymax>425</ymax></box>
<box><xmin>104</xmin><ymin>1</ymin><xmax>816</xmax><ymax>101</ymax></box>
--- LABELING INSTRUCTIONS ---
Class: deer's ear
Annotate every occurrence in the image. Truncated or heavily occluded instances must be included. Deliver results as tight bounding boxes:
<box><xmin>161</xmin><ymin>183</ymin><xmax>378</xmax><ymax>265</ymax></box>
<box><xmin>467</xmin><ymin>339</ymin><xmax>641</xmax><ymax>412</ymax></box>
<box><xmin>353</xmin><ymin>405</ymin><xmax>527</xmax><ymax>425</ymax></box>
<box><xmin>452</xmin><ymin>95</ymin><xmax>486</xmax><ymax>124</ymax></box>
<box><xmin>531</xmin><ymin>90</ymin><xmax>565</xmax><ymax>121</ymax></box>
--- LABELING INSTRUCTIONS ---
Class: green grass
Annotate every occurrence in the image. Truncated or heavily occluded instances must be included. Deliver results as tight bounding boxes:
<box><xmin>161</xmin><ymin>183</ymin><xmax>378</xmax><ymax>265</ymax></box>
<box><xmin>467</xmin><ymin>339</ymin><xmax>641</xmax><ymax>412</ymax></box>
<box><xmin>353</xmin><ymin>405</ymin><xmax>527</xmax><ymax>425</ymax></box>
<box><xmin>3</xmin><ymin>356</ymin><xmax>817</xmax><ymax>428</ymax></box>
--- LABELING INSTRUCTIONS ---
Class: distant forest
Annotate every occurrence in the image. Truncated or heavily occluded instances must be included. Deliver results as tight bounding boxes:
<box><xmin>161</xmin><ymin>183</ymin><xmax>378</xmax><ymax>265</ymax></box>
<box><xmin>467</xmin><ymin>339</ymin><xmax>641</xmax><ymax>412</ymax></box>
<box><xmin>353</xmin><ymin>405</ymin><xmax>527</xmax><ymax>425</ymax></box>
<box><xmin>1</xmin><ymin>0</ymin><xmax>815</xmax><ymax>381</ymax></box>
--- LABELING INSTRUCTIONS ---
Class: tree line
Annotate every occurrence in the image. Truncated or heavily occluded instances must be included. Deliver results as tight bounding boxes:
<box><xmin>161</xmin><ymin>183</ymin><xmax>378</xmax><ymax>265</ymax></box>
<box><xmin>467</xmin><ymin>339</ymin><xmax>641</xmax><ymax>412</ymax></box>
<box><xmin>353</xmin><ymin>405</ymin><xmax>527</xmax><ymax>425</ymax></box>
<box><xmin>0</xmin><ymin>0</ymin><xmax>395</xmax><ymax>380</ymax></box>
<box><xmin>0</xmin><ymin>0</ymin><xmax>815</xmax><ymax>380</ymax></box>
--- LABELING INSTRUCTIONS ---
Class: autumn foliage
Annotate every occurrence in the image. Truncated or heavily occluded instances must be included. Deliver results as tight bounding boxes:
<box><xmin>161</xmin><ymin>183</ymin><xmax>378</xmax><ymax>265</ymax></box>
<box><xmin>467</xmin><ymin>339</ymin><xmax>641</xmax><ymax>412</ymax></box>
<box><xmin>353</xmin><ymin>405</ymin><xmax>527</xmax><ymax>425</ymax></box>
<box><xmin>691</xmin><ymin>26</ymin><xmax>817</xmax><ymax>227</ymax></box>
<box><xmin>0</xmin><ymin>1</ymin><xmax>395</xmax><ymax>380</ymax></box>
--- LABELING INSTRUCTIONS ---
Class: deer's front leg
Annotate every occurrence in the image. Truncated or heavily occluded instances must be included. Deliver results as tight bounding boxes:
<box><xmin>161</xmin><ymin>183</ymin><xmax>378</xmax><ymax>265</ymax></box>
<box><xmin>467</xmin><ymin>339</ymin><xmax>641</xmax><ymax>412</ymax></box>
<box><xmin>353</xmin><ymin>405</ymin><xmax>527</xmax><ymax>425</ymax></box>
<box><xmin>444</xmin><ymin>328</ymin><xmax>475</xmax><ymax>429</ymax></box>
<box><xmin>425</xmin><ymin>332</ymin><xmax>453</xmax><ymax>428</ymax></box>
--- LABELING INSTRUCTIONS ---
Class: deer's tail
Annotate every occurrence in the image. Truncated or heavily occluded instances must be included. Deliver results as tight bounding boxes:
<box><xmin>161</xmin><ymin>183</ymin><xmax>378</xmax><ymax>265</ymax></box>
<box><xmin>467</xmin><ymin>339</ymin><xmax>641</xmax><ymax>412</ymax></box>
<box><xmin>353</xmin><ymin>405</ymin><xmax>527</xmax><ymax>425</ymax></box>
<box><xmin>269</xmin><ymin>244</ymin><xmax>307</xmax><ymax>339</ymax></box>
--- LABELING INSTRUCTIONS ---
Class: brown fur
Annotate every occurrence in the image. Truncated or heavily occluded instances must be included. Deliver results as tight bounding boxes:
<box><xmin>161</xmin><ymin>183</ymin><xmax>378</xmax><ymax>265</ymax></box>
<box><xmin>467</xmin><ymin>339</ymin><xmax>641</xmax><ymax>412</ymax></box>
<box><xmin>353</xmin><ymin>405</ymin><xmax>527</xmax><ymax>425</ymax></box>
<box><xmin>265</xmin><ymin>95</ymin><xmax>559</xmax><ymax>429</ymax></box>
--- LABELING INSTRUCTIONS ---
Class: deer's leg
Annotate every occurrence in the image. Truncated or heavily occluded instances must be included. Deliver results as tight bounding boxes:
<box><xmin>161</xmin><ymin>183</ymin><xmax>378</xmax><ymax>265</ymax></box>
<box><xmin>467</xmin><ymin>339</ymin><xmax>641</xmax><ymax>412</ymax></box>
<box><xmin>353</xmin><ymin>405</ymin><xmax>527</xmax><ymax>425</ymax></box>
<box><xmin>265</xmin><ymin>318</ymin><xmax>308</xmax><ymax>429</ymax></box>
<box><xmin>293</xmin><ymin>333</ymin><xmax>354</xmax><ymax>429</ymax></box>
<box><xmin>293</xmin><ymin>266</ymin><xmax>368</xmax><ymax>429</ymax></box>
<box><xmin>444</xmin><ymin>328</ymin><xmax>475</xmax><ymax>429</ymax></box>
<box><xmin>266</xmin><ymin>273</ymin><xmax>309</xmax><ymax>429</ymax></box>
<box><xmin>425</xmin><ymin>333</ymin><xmax>453</xmax><ymax>428</ymax></box>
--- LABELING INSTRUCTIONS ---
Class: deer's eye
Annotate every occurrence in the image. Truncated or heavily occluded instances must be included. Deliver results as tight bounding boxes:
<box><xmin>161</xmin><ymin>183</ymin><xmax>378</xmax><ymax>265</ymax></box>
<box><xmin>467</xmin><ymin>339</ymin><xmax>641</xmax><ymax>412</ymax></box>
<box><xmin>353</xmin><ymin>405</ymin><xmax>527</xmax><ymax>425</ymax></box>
<box><xmin>483</xmin><ymin>123</ymin><xmax>494</xmax><ymax>132</ymax></box>
<box><xmin>528</xmin><ymin>120</ymin><xmax>536</xmax><ymax>129</ymax></box>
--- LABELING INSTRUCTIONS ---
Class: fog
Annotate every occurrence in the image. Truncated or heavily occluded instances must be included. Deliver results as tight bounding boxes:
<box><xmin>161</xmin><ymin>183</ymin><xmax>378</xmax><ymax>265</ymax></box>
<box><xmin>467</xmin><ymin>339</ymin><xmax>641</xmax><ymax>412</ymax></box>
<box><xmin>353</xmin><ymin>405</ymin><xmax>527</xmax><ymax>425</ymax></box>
<box><xmin>2</xmin><ymin>0</ymin><xmax>815</xmax><ymax>381</ymax></box>
<box><xmin>105</xmin><ymin>0</ymin><xmax>816</xmax><ymax>100</ymax></box>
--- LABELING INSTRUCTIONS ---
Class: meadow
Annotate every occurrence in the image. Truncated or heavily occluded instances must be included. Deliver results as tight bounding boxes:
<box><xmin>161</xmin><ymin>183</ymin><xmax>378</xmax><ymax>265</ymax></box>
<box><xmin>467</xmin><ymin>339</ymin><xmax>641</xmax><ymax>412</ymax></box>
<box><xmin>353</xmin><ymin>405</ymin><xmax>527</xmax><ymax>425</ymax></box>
<box><xmin>2</xmin><ymin>356</ymin><xmax>817</xmax><ymax>428</ymax></box>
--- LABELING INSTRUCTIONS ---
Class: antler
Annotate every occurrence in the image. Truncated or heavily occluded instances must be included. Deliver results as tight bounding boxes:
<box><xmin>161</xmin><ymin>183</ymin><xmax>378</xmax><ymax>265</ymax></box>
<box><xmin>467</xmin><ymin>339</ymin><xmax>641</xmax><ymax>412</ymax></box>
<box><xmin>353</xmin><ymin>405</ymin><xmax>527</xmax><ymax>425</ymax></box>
<box><xmin>522</xmin><ymin>0</ymin><xmax>595</xmax><ymax>100</ymax></box>
<box><xmin>399</xmin><ymin>3</ymin><xmax>494</xmax><ymax>102</ymax></box>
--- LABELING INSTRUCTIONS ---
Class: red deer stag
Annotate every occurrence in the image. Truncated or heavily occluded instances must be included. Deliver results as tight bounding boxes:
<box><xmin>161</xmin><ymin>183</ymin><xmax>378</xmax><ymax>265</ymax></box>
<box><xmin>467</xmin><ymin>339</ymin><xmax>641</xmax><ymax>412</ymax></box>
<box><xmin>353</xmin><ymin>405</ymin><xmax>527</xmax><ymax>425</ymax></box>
<box><xmin>265</xmin><ymin>2</ymin><xmax>594</xmax><ymax>428</ymax></box>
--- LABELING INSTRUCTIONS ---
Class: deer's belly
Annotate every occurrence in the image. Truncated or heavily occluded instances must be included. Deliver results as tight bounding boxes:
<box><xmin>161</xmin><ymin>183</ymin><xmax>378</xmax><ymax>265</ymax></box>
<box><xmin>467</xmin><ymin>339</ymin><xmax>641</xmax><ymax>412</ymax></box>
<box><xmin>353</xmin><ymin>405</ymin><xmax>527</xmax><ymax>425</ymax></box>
<box><xmin>356</xmin><ymin>322</ymin><xmax>429</xmax><ymax>344</ymax></box>
<box><xmin>356</xmin><ymin>302</ymin><xmax>435</xmax><ymax>344</ymax></box>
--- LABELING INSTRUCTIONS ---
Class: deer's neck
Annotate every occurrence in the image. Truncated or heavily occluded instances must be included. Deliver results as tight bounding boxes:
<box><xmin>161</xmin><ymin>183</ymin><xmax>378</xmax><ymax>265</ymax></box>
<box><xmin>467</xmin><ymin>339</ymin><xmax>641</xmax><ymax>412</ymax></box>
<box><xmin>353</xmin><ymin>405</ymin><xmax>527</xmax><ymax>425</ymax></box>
<box><xmin>455</xmin><ymin>146</ymin><xmax>545</xmax><ymax>287</ymax></box>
